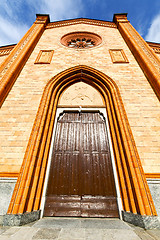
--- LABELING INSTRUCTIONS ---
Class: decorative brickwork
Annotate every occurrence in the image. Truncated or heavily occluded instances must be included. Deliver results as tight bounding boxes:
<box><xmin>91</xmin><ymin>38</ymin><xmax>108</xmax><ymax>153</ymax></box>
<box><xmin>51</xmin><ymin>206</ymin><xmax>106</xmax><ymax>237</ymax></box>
<box><xmin>7</xmin><ymin>66</ymin><xmax>156</xmax><ymax>217</ymax></box>
<box><xmin>0</xmin><ymin>14</ymin><xmax>50</xmax><ymax>107</ymax></box>
<box><xmin>0</xmin><ymin>14</ymin><xmax>160</xmax><ymax>226</ymax></box>
<box><xmin>123</xmin><ymin>23</ymin><xmax>160</xmax><ymax>73</ymax></box>
<box><xmin>152</xmin><ymin>47</ymin><xmax>160</xmax><ymax>54</ymax></box>
<box><xmin>147</xmin><ymin>42</ymin><xmax>160</xmax><ymax>54</ymax></box>
<box><xmin>46</xmin><ymin>18</ymin><xmax>117</xmax><ymax>29</ymax></box>
<box><xmin>35</xmin><ymin>50</ymin><xmax>54</xmax><ymax>64</ymax></box>
<box><xmin>0</xmin><ymin>45</ymin><xmax>16</xmax><ymax>57</ymax></box>
<box><xmin>35</xmin><ymin>14</ymin><xmax>50</xmax><ymax>25</ymax></box>
<box><xmin>61</xmin><ymin>31</ymin><xmax>102</xmax><ymax>49</ymax></box>
<box><xmin>114</xmin><ymin>14</ymin><xmax>160</xmax><ymax>100</ymax></box>
<box><xmin>0</xmin><ymin>25</ymin><xmax>39</xmax><ymax>79</ymax></box>
<box><xmin>109</xmin><ymin>49</ymin><xmax>129</xmax><ymax>63</ymax></box>
<box><xmin>58</xmin><ymin>82</ymin><xmax>105</xmax><ymax>107</ymax></box>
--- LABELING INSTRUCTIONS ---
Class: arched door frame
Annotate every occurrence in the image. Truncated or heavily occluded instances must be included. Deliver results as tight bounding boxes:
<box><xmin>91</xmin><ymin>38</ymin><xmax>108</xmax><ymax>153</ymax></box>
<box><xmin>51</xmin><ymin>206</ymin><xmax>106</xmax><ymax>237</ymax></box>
<box><xmin>40</xmin><ymin>107</ymin><xmax>123</xmax><ymax>218</ymax></box>
<box><xmin>7</xmin><ymin>65</ymin><xmax>157</xmax><ymax>218</ymax></box>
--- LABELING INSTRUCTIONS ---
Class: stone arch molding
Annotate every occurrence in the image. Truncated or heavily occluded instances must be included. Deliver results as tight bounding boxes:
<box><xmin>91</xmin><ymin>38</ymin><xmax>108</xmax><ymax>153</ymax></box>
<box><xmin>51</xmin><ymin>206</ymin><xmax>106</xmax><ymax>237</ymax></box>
<box><xmin>6</xmin><ymin>65</ymin><xmax>157</xmax><ymax>225</ymax></box>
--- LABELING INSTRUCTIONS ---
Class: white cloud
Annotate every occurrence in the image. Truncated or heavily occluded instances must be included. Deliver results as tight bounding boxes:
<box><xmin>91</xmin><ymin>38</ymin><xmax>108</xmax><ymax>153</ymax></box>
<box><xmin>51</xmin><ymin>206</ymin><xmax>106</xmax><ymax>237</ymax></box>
<box><xmin>145</xmin><ymin>14</ymin><xmax>160</xmax><ymax>43</ymax></box>
<box><xmin>0</xmin><ymin>0</ymin><xmax>84</xmax><ymax>46</ymax></box>
<box><xmin>0</xmin><ymin>16</ymin><xmax>28</xmax><ymax>46</ymax></box>
<box><xmin>42</xmin><ymin>0</ymin><xmax>84</xmax><ymax>21</ymax></box>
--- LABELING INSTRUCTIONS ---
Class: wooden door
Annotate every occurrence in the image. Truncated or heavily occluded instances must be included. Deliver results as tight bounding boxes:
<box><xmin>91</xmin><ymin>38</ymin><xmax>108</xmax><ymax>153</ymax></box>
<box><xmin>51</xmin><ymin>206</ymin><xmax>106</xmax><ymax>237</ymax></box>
<box><xmin>44</xmin><ymin>111</ymin><xmax>119</xmax><ymax>217</ymax></box>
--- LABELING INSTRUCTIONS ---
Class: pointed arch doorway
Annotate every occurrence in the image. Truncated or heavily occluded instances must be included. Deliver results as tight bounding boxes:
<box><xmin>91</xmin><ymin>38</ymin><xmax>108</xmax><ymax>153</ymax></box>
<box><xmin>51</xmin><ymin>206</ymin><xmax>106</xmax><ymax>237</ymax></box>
<box><xmin>8</xmin><ymin>66</ymin><xmax>156</xmax><ymax>222</ymax></box>
<box><xmin>43</xmin><ymin>82</ymin><xmax>119</xmax><ymax>217</ymax></box>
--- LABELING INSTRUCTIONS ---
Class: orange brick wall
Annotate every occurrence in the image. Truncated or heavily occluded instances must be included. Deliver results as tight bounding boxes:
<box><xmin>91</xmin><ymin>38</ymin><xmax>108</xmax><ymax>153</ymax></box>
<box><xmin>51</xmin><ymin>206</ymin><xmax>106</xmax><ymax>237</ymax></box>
<box><xmin>0</xmin><ymin>23</ymin><xmax>159</xmax><ymax>174</ymax></box>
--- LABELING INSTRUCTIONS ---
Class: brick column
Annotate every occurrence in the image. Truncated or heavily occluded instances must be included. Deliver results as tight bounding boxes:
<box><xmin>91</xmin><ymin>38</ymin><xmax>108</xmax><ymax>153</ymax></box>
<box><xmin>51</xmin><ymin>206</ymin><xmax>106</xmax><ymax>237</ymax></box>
<box><xmin>0</xmin><ymin>14</ymin><xmax>50</xmax><ymax>107</ymax></box>
<box><xmin>113</xmin><ymin>14</ymin><xmax>160</xmax><ymax>100</ymax></box>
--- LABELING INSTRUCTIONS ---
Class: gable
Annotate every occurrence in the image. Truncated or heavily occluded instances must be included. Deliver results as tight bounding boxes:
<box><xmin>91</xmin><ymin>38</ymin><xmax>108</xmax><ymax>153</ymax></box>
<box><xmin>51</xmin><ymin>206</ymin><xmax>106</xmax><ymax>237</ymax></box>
<box><xmin>46</xmin><ymin>18</ymin><xmax>117</xmax><ymax>29</ymax></box>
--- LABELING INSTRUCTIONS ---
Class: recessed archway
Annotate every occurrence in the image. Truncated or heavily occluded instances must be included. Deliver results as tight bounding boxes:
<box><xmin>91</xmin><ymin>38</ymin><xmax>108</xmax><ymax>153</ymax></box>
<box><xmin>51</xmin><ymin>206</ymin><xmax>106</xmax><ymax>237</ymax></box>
<box><xmin>7</xmin><ymin>65</ymin><xmax>156</xmax><ymax>218</ymax></box>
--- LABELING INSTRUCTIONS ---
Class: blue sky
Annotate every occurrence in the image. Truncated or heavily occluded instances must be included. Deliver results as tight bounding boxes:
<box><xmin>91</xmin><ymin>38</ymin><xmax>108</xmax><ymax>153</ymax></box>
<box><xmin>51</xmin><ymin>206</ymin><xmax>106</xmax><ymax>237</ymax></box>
<box><xmin>0</xmin><ymin>0</ymin><xmax>160</xmax><ymax>46</ymax></box>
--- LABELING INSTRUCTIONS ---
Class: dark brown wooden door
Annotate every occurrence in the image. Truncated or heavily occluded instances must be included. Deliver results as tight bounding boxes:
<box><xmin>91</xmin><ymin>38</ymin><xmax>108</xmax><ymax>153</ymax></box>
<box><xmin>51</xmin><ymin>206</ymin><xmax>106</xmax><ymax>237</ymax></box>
<box><xmin>44</xmin><ymin>111</ymin><xmax>119</xmax><ymax>217</ymax></box>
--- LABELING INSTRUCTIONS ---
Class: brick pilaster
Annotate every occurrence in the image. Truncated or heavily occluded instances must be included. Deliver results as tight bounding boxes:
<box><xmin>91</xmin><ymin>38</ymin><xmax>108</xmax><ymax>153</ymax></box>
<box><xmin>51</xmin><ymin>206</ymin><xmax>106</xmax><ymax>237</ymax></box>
<box><xmin>0</xmin><ymin>14</ymin><xmax>50</xmax><ymax>107</ymax></box>
<box><xmin>113</xmin><ymin>14</ymin><xmax>160</xmax><ymax>100</ymax></box>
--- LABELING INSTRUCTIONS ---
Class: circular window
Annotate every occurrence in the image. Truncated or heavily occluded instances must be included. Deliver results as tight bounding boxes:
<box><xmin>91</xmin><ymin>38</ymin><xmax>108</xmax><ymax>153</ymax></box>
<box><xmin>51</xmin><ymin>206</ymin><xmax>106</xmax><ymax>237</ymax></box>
<box><xmin>61</xmin><ymin>32</ymin><xmax>102</xmax><ymax>49</ymax></box>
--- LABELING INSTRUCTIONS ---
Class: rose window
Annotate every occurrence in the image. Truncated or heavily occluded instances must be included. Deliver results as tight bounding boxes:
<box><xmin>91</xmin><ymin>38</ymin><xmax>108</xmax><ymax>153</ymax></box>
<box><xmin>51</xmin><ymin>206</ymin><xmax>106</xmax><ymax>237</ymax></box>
<box><xmin>61</xmin><ymin>32</ymin><xmax>102</xmax><ymax>49</ymax></box>
<box><xmin>67</xmin><ymin>38</ymin><xmax>95</xmax><ymax>48</ymax></box>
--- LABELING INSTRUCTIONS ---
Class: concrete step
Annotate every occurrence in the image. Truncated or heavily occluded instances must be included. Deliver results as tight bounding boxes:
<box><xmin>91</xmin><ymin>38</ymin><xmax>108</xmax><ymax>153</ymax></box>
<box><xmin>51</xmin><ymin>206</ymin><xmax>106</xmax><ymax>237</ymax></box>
<box><xmin>0</xmin><ymin>217</ymin><xmax>160</xmax><ymax>240</ymax></box>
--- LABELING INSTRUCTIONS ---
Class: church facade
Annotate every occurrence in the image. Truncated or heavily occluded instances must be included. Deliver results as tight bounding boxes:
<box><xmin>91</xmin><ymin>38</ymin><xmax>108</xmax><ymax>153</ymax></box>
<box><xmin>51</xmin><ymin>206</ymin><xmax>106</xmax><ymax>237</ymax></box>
<box><xmin>0</xmin><ymin>13</ymin><xmax>160</xmax><ymax>228</ymax></box>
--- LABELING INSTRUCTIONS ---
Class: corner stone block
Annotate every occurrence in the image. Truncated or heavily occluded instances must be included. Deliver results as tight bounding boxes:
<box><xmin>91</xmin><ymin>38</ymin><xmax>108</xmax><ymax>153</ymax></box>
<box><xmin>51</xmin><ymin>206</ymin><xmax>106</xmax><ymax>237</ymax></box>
<box><xmin>3</xmin><ymin>210</ymin><xmax>41</xmax><ymax>226</ymax></box>
<box><xmin>122</xmin><ymin>211</ymin><xmax>160</xmax><ymax>229</ymax></box>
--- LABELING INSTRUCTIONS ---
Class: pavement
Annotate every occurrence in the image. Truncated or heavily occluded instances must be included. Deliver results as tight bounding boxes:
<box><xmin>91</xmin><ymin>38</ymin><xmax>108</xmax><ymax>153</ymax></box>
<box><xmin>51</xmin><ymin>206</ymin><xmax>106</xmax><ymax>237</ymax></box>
<box><xmin>0</xmin><ymin>217</ymin><xmax>160</xmax><ymax>240</ymax></box>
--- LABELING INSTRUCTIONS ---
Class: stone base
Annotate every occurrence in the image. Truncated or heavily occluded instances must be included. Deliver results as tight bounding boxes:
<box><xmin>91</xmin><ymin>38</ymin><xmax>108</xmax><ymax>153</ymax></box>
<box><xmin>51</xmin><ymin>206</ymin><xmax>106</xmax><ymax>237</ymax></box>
<box><xmin>3</xmin><ymin>210</ymin><xmax>41</xmax><ymax>226</ymax></box>
<box><xmin>122</xmin><ymin>211</ymin><xmax>160</xmax><ymax>229</ymax></box>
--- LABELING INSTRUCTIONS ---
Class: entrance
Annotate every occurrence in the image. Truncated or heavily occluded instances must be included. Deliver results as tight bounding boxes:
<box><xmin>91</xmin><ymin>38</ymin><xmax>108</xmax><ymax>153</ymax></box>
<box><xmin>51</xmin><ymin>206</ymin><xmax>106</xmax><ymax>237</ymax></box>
<box><xmin>44</xmin><ymin>111</ymin><xmax>119</xmax><ymax>217</ymax></box>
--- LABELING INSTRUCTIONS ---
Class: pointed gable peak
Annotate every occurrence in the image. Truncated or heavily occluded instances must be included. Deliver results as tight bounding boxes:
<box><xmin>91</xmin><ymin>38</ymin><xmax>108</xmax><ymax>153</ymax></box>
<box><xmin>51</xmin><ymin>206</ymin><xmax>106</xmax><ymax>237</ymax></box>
<box><xmin>46</xmin><ymin>17</ymin><xmax>117</xmax><ymax>29</ymax></box>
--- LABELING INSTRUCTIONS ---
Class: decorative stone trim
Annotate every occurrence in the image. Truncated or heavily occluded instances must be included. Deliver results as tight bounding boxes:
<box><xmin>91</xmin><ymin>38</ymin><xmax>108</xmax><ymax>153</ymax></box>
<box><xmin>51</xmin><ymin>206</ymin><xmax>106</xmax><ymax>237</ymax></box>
<box><xmin>122</xmin><ymin>211</ymin><xmax>160</xmax><ymax>229</ymax></box>
<box><xmin>152</xmin><ymin>48</ymin><xmax>160</xmax><ymax>54</ymax></box>
<box><xmin>113</xmin><ymin>13</ymin><xmax>129</xmax><ymax>25</ymax></box>
<box><xmin>61</xmin><ymin>32</ymin><xmax>102</xmax><ymax>49</ymax></box>
<box><xmin>109</xmin><ymin>49</ymin><xmax>129</xmax><ymax>63</ymax></box>
<box><xmin>35</xmin><ymin>50</ymin><xmax>54</xmax><ymax>64</ymax></box>
<box><xmin>0</xmin><ymin>45</ymin><xmax>16</xmax><ymax>57</ymax></box>
<box><xmin>46</xmin><ymin>18</ymin><xmax>117</xmax><ymax>29</ymax></box>
<box><xmin>114</xmin><ymin>14</ymin><xmax>160</xmax><ymax>100</ymax></box>
<box><xmin>35</xmin><ymin>14</ymin><xmax>50</xmax><ymax>26</ymax></box>
<box><xmin>0</xmin><ymin>25</ymin><xmax>39</xmax><ymax>79</ymax></box>
<box><xmin>123</xmin><ymin>23</ymin><xmax>160</xmax><ymax>73</ymax></box>
<box><xmin>147</xmin><ymin>42</ymin><xmax>160</xmax><ymax>54</ymax></box>
<box><xmin>0</xmin><ymin>14</ymin><xmax>50</xmax><ymax>107</ymax></box>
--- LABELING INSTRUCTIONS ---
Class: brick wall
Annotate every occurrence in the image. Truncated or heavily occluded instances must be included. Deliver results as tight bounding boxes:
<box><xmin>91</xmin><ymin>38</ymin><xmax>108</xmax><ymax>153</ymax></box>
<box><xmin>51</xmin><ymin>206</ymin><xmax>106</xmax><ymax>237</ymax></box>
<box><xmin>0</xmin><ymin>23</ymin><xmax>159</xmax><ymax>174</ymax></box>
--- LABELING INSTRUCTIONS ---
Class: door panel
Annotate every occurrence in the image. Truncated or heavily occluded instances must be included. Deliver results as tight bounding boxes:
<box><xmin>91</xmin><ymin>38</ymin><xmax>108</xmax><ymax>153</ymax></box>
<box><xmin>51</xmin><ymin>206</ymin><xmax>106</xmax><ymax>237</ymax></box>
<box><xmin>44</xmin><ymin>111</ymin><xmax>119</xmax><ymax>217</ymax></box>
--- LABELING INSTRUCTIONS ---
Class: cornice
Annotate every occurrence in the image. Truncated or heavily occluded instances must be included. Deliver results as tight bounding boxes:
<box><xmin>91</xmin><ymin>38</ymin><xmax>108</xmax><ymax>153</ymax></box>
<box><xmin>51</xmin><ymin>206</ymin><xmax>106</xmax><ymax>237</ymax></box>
<box><xmin>147</xmin><ymin>41</ymin><xmax>160</xmax><ymax>54</ymax></box>
<box><xmin>0</xmin><ymin>44</ymin><xmax>16</xmax><ymax>57</ymax></box>
<box><xmin>113</xmin><ymin>13</ymin><xmax>129</xmax><ymax>25</ymax></box>
<box><xmin>46</xmin><ymin>18</ymin><xmax>117</xmax><ymax>29</ymax></box>
<box><xmin>35</xmin><ymin>14</ymin><xmax>50</xmax><ymax>26</ymax></box>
